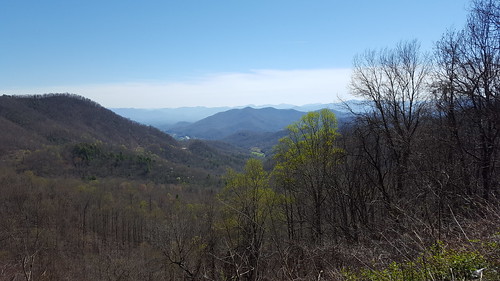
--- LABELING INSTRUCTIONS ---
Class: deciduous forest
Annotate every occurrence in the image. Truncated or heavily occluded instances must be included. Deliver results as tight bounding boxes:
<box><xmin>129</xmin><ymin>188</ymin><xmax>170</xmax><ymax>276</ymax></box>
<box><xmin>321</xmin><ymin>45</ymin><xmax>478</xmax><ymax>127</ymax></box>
<box><xmin>1</xmin><ymin>0</ymin><xmax>499</xmax><ymax>280</ymax></box>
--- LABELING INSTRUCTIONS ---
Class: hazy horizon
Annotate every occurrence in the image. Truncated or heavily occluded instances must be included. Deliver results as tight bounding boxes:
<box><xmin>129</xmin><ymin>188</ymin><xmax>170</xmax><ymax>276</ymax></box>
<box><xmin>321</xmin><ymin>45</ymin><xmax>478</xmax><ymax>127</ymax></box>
<box><xmin>1</xmin><ymin>0</ymin><xmax>469</xmax><ymax>107</ymax></box>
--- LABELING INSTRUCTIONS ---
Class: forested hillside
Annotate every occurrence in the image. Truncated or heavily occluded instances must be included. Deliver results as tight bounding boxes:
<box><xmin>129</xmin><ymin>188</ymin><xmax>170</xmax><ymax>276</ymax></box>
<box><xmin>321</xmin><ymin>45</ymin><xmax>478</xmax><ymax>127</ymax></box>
<box><xmin>0</xmin><ymin>94</ymin><xmax>177</xmax><ymax>158</ymax></box>
<box><xmin>0</xmin><ymin>1</ymin><xmax>499</xmax><ymax>280</ymax></box>
<box><xmin>167</xmin><ymin>107</ymin><xmax>307</xmax><ymax>140</ymax></box>
<box><xmin>0</xmin><ymin>94</ymin><xmax>247</xmax><ymax>180</ymax></box>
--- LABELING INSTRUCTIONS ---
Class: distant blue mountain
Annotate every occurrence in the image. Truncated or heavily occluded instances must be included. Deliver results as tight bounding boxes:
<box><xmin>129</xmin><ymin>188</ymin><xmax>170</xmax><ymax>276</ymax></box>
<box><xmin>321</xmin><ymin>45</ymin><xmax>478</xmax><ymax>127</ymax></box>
<box><xmin>110</xmin><ymin>106</ymin><xmax>233</xmax><ymax>130</ymax></box>
<box><xmin>110</xmin><ymin>100</ymin><xmax>364</xmax><ymax>130</ymax></box>
<box><xmin>110</xmin><ymin>102</ymin><xmax>360</xmax><ymax>152</ymax></box>
<box><xmin>166</xmin><ymin>107</ymin><xmax>307</xmax><ymax>140</ymax></box>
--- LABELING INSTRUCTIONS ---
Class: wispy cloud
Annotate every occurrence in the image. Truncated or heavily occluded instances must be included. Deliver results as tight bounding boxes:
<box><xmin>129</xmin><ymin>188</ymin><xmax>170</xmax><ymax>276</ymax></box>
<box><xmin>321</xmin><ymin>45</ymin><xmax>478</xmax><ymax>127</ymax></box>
<box><xmin>4</xmin><ymin>68</ymin><xmax>353</xmax><ymax>108</ymax></box>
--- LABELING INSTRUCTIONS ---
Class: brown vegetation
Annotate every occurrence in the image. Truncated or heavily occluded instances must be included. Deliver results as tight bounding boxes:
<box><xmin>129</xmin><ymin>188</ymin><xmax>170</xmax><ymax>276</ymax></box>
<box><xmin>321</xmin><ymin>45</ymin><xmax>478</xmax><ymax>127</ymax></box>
<box><xmin>0</xmin><ymin>1</ymin><xmax>499</xmax><ymax>280</ymax></box>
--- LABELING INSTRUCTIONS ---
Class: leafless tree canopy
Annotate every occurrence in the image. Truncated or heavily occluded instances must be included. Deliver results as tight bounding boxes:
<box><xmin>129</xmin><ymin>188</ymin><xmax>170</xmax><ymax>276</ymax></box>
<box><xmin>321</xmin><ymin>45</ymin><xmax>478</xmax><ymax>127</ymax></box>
<box><xmin>0</xmin><ymin>1</ymin><xmax>499</xmax><ymax>280</ymax></box>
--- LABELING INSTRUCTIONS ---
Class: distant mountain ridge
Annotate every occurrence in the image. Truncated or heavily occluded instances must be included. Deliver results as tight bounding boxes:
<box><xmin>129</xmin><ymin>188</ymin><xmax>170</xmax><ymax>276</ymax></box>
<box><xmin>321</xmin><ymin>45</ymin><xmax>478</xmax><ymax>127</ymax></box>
<box><xmin>110</xmin><ymin>106</ymin><xmax>233</xmax><ymax>130</ymax></box>
<box><xmin>110</xmin><ymin>100</ymin><xmax>364</xmax><ymax>130</ymax></box>
<box><xmin>0</xmin><ymin>94</ymin><xmax>247</xmax><ymax>183</ymax></box>
<box><xmin>166</xmin><ymin>107</ymin><xmax>306</xmax><ymax>140</ymax></box>
<box><xmin>108</xmin><ymin>101</ymin><xmax>362</xmax><ymax>155</ymax></box>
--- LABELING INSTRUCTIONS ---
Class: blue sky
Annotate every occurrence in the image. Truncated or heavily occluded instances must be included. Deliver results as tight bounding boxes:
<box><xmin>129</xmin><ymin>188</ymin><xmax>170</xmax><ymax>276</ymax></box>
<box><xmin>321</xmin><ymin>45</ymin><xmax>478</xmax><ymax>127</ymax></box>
<box><xmin>1</xmin><ymin>0</ymin><xmax>469</xmax><ymax>108</ymax></box>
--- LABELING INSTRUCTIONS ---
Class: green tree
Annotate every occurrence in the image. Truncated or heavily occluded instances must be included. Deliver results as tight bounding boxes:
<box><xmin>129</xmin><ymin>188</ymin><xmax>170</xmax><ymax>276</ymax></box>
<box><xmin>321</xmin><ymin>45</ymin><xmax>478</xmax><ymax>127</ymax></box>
<box><xmin>218</xmin><ymin>158</ymin><xmax>284</xmax><ymax>281</ymax></box>
<box><xmin>274</xmin><ymin>109</ymin><xmax>343</xmax><ymax>244</ymax></box>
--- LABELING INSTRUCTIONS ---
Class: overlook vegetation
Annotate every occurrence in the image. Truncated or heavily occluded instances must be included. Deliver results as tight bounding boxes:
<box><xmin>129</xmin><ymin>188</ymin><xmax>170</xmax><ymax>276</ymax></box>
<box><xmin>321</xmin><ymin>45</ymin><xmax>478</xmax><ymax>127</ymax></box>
<box><xmin>1</xmin><ymin>1</ymin><xmax>499</xmax><ymax>280</ymax></box>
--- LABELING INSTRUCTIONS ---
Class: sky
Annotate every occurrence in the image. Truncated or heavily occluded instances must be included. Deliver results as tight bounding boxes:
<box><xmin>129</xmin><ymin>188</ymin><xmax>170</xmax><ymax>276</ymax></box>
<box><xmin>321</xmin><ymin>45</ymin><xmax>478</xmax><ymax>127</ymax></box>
<box><xmin>1</xmin><ymin>0</ymin><xmax>470</xmax><ymax>108</ymax></box>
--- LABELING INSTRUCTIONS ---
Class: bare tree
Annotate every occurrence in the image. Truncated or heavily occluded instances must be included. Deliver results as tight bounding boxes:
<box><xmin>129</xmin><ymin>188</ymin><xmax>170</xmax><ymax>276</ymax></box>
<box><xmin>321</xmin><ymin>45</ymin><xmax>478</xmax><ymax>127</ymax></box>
<box><xmin>350</xmin><ymin>40</ymin><xmax>432</xmax><ymax>211</ymax></box>
<box><xmin>433</xmin><ymin>0</ymin><xmax>500</xmax><ymax>200</ymax></box>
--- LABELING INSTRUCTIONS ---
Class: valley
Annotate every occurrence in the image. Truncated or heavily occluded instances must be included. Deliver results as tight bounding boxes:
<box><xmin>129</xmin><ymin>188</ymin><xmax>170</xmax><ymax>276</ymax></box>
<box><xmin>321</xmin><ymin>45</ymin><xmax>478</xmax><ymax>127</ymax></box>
<box><xmin>1</xmin><ymin>1</ymin><xmax>498</xmax><ymax>279</ymax></box>
<box><xmin>111</xmin><ymin>101</ymin><xmax>359</xmax><ymax>156</ymax></box>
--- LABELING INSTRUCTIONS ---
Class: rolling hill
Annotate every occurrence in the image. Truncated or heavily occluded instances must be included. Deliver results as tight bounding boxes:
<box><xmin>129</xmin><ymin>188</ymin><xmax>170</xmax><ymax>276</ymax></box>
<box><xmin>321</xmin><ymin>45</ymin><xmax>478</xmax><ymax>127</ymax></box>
<box><xmin>163</xmin><ymin>106</ymin><xmax>355</xmax><ymax>155</ymax></box>
<box><xmin>0</xmin><ymin>94</ymin><xmax>247</xmax><ymax>184</ymax></box>
<box><xmin>166</xmin><ymin>107</ymin><xmax>307</xmax><ymax>140</ymax></box>
<box><xmin>0</xmin><ymin>94</ymin><xmax>178</xmax><ymax>152</ymax></box>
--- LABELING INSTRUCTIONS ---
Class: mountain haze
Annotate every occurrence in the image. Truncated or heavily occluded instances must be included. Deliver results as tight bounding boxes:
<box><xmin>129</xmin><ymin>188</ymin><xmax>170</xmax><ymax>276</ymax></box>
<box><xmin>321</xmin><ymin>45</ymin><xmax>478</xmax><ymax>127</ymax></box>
<box><xmin>110</xmin><ymin>100</ymin><xmax>363</xmax><ymax>130</ymax></box>
<box><xmin>167</xmin><ymin>107</ymin><xmax>306</xmax><ymax>140</ymax></box>
<box><xmin>110</xmin><ymin>106</ymin><xmax>233</xmax><ymax>130</ymax></box>
<box><xmin>0</xmin><ymin>94</ymin><xmax>247</xmax><ymax>183</ymax></box>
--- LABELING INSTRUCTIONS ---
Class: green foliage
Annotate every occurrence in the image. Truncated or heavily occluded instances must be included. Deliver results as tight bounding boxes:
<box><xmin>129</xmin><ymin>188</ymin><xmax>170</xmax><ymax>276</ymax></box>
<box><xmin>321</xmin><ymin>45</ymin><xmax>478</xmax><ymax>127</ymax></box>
<box><xmin>219</xmin><ymin>159</ymin><xmax>285</xmax><ymax>232</ymax></box>
<box><xmin>250</xmin><ymin>147</ymin><xmax>266</xmax><ymax>158</ymax></box>
<box><xmin>343</xmin><ymin>241</ymin><xmax>495</xmax><ymax>281</ymax></box>
<box><xmin>73</xmin><ymin>142</ymin><xmax>103</xmax><ymax>162</ymax></box>
<box><xmin>1</xmin><ymin>11</ymin><xmax>500</xmax><ymax>278</ymax></box>
<box><xmin>274</xmin><ymin>109</ymin><xmax>343</xmax><ymax>183</ymax></box>
<box><xmin>0</xmin><ymin>94</ymin><xmax>245</xmax><ymax>187</ymax></box>
<box><xmin>216</xmin><ymin>159</ymin><xmax>287</xmax><ymax>280</ymax></box>
<box><xmin>273</xmin><ymin>109</ymin><xmax>343</xmax><ymax>242</ymax></box>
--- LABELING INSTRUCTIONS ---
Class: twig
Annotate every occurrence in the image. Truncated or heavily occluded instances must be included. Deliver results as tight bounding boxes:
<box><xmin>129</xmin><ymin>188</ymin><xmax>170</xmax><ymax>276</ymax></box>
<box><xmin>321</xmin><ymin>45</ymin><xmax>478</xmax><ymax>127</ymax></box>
<box><xmin>448</xmin><ymin>205</ymin><xmax>476</xmax><ymax>250</ymax></box>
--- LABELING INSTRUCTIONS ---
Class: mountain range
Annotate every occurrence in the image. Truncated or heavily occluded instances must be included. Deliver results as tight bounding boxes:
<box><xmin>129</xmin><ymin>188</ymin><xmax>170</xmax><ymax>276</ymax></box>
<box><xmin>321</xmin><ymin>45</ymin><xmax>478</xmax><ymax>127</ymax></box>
<box><xmin>110</xmin><ymin>106</ymin><xmax>233</xmax><ymax>130</ymax></box>
<box><xmin>167</xmin><ymin>107</ymin><xmax>306</xmax><ymax>140</ymax></box>
<box><xmin>0</xmin><ymin>94</ymin><xmax>247</xmax><ymax>184</ymax></box>
<box><xmin>110</xmin><ymin>101</ymin><xmax>362</xmax><ymax>154</ymax></box>
<box><xmin>110</xmin><ymin>100</ymin><xmax>363</xmax><ymax>131</ymax></box>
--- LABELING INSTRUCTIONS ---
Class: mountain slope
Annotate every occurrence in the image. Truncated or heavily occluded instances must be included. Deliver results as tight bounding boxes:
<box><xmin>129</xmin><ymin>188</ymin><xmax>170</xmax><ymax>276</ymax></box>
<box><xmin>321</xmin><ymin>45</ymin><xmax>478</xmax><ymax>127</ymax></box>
<box><xmin>222</xmin><ymin>130</ymin><xmax>289</xmax><ymax>155</ymax></box>
<box><xmin>0</xmin><ymin>94</ymin><xmax>178</xmax><ymax>150</ymax></box>
<box><xmin>0</xmin><ymin>94</ymin><xmax>247</xmax><ymax>183</ymax></box>
<box><xmin>167</xmin><ymin>107</ymin><xmax>306</xmax><ymax>140</ymax></box>
<box><xmin>110</xmin><ymin>106</ymin><xmax>232</xmax><ymax>130</ymax></box>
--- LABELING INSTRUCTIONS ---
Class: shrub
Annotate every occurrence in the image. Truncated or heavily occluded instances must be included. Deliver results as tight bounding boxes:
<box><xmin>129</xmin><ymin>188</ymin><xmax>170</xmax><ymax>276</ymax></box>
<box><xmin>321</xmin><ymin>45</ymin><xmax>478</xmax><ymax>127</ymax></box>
<box><xmin>342</xmin><ymin>240</ymin><xmax>497</xmax><ymax>281</ymax></box>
